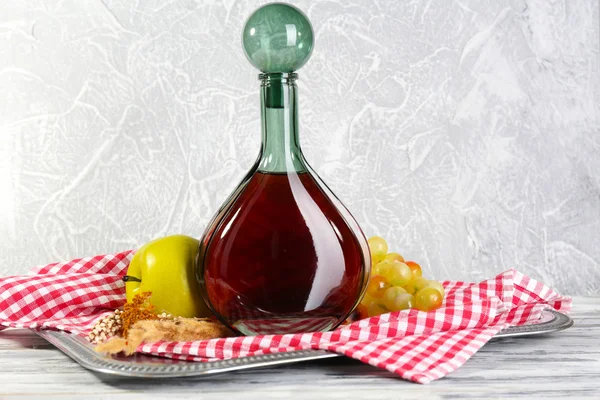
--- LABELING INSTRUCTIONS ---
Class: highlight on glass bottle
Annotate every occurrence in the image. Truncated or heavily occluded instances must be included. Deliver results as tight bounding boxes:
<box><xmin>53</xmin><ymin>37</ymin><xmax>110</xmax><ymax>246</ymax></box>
<box><xmin>196</xmin><ymin>3</ymin><xmax>371</xmax><ymax>335</ymax></box>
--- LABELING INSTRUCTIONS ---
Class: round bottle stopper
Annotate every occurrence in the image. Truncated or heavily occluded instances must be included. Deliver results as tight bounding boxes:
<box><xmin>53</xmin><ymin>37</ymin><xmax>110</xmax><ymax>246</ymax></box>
<box><xmin>242</xmin><ymin>3</ymin><xmax>314</xmax><ymax>73</ymax></box>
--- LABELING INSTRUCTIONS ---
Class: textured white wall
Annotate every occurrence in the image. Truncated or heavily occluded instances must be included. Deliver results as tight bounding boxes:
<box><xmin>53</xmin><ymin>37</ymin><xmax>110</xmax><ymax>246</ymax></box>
<box><xmin>1</xmin><ymin>0</ymin><xmax>599</xmax><ymax>294</ymax></box>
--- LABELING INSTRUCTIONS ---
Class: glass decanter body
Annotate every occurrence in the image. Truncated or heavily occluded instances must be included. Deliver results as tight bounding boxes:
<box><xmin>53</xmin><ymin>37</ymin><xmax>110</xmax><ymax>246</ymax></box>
<box><xmin>196</xmin><ymin>3</ymin><xmax>371</xmax><ymax>335</ymax></box>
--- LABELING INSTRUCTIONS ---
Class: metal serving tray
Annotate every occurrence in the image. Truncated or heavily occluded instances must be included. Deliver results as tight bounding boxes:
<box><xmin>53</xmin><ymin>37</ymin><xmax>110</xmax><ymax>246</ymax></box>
<box><xmin>36</xmin><ymin>309</ymin><xmax>573</xmax><ymax>378</ymax></box>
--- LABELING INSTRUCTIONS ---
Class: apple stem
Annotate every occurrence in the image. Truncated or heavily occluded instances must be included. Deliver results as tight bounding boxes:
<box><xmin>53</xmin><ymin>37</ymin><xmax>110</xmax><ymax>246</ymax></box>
<box><xmin>122</xmin><ymin>275</ymin><xmax>142</xmax><ymax>283</ymax></box>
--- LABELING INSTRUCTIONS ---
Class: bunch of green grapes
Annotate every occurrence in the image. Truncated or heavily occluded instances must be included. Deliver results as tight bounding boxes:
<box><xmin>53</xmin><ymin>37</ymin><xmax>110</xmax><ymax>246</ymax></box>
<box><xmin>357</xmin><ymin>236</ymin><xmax>445</xmax><ymax>318</ymax></box>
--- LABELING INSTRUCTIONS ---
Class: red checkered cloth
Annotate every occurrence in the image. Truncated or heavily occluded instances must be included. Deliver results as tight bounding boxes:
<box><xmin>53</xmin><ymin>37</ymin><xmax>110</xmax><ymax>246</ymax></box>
<box><xmin>0</xmin><ymin>250</ymin><xmax>571</xmax><ymax>384</ymax></box>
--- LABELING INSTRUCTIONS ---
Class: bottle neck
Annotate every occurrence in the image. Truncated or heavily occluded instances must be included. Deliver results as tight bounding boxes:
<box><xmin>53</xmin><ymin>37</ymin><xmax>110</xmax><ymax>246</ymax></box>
<box><xmin>258</xmin><ymin>73</ymin><xmax>306</xmax><ymax>173</ymax></box>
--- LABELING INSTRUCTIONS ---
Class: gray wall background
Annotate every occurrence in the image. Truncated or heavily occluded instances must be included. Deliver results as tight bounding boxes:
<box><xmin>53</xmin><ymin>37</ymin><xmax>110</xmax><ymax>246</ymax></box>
<box><xmin>1</xmin><ymin>0</ymin><xmax>599</xmax><ymax>295</ymax></box>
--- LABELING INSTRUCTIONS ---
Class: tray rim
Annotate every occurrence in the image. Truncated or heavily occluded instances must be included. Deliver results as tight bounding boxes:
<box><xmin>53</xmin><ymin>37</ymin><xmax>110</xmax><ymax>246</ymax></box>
<box><xmin>36</xmin><ymin>309</ymin><xmax>573</xmax><ymax>379</ymax></box>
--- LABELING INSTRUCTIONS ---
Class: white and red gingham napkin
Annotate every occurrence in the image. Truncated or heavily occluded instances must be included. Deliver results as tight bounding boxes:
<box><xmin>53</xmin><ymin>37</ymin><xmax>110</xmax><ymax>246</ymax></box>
<box><xmin>0</xmin><ymin>250</ymin><xmax>571</xmax><ymax>384</ymax></box>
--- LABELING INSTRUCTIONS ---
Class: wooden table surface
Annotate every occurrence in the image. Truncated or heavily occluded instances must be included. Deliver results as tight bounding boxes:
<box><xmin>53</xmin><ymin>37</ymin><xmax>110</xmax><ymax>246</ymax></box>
<box><xmin>1</xmin><ymin>297</ymin><xmax>598</xmax><ymax>399</ymax></box>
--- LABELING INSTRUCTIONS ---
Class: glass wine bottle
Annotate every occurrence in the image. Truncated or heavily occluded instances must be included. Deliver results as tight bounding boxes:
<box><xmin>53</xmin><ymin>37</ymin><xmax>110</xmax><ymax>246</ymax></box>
<box><xmin>196</xmin><ymin>3</ymin><xmax>371</xmax><ymax>335</ymax></box>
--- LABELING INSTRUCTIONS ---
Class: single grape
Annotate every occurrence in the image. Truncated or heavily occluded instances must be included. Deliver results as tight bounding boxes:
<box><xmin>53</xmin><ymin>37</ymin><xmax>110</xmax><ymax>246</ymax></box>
<box><xmin>405</xmin><ymin>261</ymin><xmax>422</xmax><ymax>278</ymax></box>
<box><xmin>373</xmin><ymin>260</ymin><xmax>392</xmax><ymax>276</ymax></box>
<box><xmin>367</xmin><ymin>302</ymin><xmax>388</xmax><ymax>317</ymax></box>
<box><xmin>360</xmin><ymin>293</ymin><xmax>375</xmax><ymax>307</ymax></box>
<box><xmin>413</xmin><ymin>277</ymin><xmax>430</xmax><ymax>293</ymax></box>
<box><xmin>389</xmin><ymin>293</ymin><xmax>414</xmax><ymax>311</ymax></box>
<box><xmin>355</xmin><ymin>303</ymin><xmax>368</xmax><ymax>319</ymax></box>
<box><xmin>386</xmin><ymin>261</ymin><xmax>413</xmax><ymax>286</ymax></box>
<box><xmin>384</xmin><ymin>252</ymin><xmax>405</xmax><ymax>263</ymax></box>
<box><xmin>368</xmin><ymin>236</ymin><xmax>388</xmax><ymax>264</ymax></box>
<box><xmin>382</xmin><ymin>286</ymin><xmax>407</xmax><ymax>310</ymax></box>
<box><xmin>404</xmin><ymin>276</ymin><xmax>427</xmax><ymax>295</ymax></box>
<box><xmin>366</xmin><ymin>275</ymin><xmax>391</xmax><ymax>299</ymax></box>
<box><xmin>426</xmin><ymin>280</ymin><xmax>445</xmax><ymax>297</ymax></box>
<box><xmin>414</xmin><ymin>287</ymin><xmax>443</xmax><ymax>312</ymax></box>
<box><xmin>374</xmin><ymin>260</ymin><xmax>412</xmax><ymax>287</ymax></box>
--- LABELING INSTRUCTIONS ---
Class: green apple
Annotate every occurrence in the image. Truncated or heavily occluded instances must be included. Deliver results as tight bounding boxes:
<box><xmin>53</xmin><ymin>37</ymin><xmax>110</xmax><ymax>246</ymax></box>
<box><xmin>123</xmin><ymin>234</ymin><xmax>211</xmax><ymax>318</ymax></box>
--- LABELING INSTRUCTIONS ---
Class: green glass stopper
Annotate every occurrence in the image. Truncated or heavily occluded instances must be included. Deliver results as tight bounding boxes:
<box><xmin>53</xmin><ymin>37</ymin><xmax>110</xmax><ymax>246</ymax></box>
<box><xmin>242</xmin><ymin>3</ymin><xmax>314</xmax><ymax>73</ymax></box>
